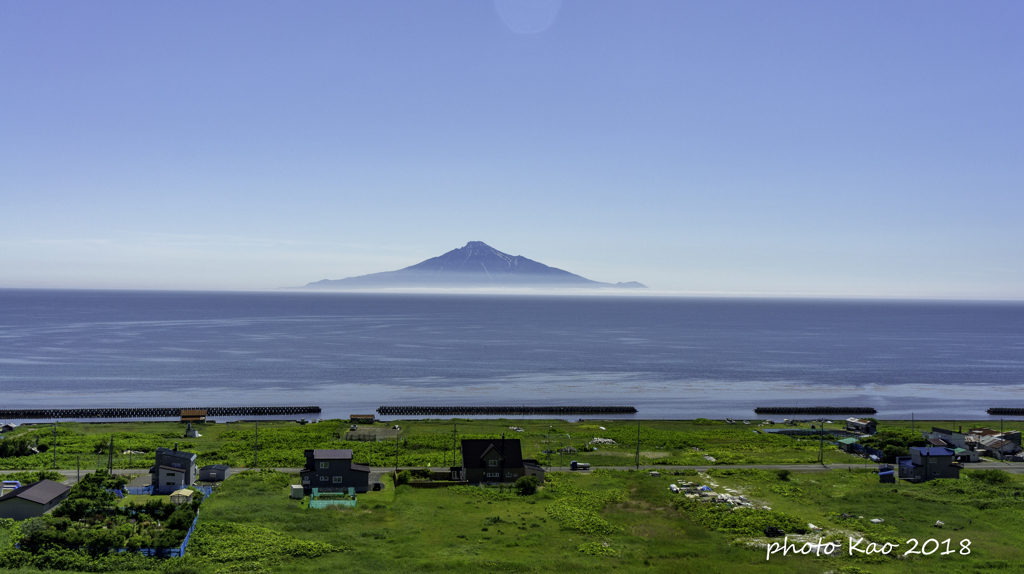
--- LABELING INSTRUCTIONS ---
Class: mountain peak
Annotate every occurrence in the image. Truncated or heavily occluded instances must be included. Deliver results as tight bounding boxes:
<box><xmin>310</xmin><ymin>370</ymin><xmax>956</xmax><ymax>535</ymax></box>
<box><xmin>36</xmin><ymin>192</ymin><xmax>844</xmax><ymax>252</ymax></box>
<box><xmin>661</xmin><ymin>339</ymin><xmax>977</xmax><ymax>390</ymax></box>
<box><xmin>302</xmin><ymin>242</ymin><xmax>647</xmax><ymax>290</ymax></box>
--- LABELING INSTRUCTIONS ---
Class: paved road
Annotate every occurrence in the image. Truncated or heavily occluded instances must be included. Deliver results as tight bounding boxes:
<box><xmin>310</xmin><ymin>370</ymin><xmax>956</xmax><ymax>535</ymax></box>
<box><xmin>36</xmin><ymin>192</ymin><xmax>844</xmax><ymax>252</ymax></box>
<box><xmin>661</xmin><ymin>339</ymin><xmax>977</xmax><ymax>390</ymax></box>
<box><xmin>38</xmin><ymin>460</ymin><xmax>1024</xmax><ymax>486</ymax></box>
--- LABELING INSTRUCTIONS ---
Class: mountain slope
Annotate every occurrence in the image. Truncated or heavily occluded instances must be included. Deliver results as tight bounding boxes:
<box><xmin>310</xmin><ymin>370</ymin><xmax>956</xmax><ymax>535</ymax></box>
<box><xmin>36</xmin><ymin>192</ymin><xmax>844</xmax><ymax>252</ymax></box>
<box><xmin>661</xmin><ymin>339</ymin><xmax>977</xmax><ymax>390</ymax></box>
<box><xmin>302</xmin><ymin>241</ymin><xmax>646</xmax><ymax>289</ymax></box>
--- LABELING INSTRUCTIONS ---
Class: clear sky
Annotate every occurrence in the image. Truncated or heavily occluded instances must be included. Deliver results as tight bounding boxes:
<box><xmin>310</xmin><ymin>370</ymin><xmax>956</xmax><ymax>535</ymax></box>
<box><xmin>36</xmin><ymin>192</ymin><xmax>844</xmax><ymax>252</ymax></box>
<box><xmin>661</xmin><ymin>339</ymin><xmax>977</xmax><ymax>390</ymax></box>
<box><xmin>1</xmin><ymin>1</ymin><xmax>1022</xmax><ymax>298</ymax></box>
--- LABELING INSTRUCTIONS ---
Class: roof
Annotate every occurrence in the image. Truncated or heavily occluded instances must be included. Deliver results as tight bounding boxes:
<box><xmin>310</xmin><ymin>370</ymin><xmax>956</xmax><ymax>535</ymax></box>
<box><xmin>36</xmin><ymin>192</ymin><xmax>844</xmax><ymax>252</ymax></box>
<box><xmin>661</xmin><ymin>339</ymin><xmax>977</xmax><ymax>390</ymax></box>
<box><xmin>158</xmin><ymin>465</ymin><xmax>187</xmax><ymax>473</ymax></box>
<box><xmin>0</xmin><ymin>479</ymin><xmax>70</xmax><ymax>505</ymax></box>
<box><xmin>523</xmin><ymin>459</ymin><xmax>545</xmax><ymax>471</ymax></box>
<box><xmin>837</xmin><ymin>438</ymin><xmax>859</xmax><ymax>444</ymax></box>
<box><xmin>350</xmin><ymin>463</ymin><xmax>371</xmax><ymax>473</ymax></box>
<box><xmin>461</xmin><ymin>438</ymin><xmax>523</xmax><ymax>469</ymax></box>
<box><xmin>878</xmin><ymin>470</ymin><xmax>894</xmax><ymax>476</ymax></box>
<box><xmin>156</xmin><ymin>446</ymin><xmax>197</xmax><ymax>460</ymax></box>
<box><xmin>307</xmin><ymin>449</ymin><xmax>353</xmax><ymax>460</ymax></box>
<box><xmin>953</xmin><ymin>448</ymin><xmax>969</xmax><ymax>454</ymax></box>
<box><xmin>846</xmin><ymin>418</ymin><xmax>873</xmax><ymax>425</ymax></box>
<box><xmin>911</xmin><ymin>446</ymin><xmax>955</xmax><ymax>457</ymax></box>
<box><xmin>200</xmin><ymin>464</ymin><xmax>230</xmax><ymax>470</ymax></box>
<box><xmin>927</xmin><ymin>438</ymin><xmax>950</xmax><ymax>447</ymax></box>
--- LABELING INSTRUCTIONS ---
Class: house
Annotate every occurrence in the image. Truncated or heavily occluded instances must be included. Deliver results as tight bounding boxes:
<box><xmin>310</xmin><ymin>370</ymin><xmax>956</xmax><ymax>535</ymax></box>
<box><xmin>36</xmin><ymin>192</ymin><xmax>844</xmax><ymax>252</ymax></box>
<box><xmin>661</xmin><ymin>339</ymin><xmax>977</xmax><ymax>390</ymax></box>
<box><xmin>845</xmin><ymin>418</ymin><xmax>877</xmax><ymax>435</ymax></box>
<box><xmin>897</xmin><ymin>447</ymin><xmax>960</xmax><ymax>482</ymax></box>
<box><xmin>922</xmin><ymin>427</ymin><xmax>968</xmax><ymax>450</ymax></box>
<box><xmin>979</xmin><ymin>436</ymin><xmax>1021</xmax><ymax>460</ymax></box>
<box><xmin>1</xmin><ymin>423</ymin><xmax>19</xmax><ymax>433</ymax></box>
<box><xmin>151</xmin><ymin>444</ymin><xmax>198</xmax><ymax>494</ymax></box>
<box><xmin>460</xmin><ymin>438</ymin><xmax>529</xmax><ymax>484</ymax></box>
<box><xmin>198</xmin><ymin>464</ymin><xmax>231</xmax><ymax>482</ymax></box>
<box><xmin>299</xmin><ymin>449</ymin><xmax>371</xmax><ymax>495</ymax></box>
<box><xmin>0</xmin><ymin>480</ymin><xmax>71</xmax><ymax>520</ymax></box>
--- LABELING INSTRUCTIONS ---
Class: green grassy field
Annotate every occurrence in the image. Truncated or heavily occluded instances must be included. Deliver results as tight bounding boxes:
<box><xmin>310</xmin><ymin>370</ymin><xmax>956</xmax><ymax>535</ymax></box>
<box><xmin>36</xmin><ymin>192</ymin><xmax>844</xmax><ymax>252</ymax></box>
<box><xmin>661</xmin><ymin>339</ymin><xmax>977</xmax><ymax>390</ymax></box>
<box><xmin>0</xmin><ymin>417</ymin><xmax>926</xmax><ymax>471</ymax></box>
<box><xmin>5</xmin><ymin>464</ymin><xmax>1024</xmax><ymax>573</ymax></box>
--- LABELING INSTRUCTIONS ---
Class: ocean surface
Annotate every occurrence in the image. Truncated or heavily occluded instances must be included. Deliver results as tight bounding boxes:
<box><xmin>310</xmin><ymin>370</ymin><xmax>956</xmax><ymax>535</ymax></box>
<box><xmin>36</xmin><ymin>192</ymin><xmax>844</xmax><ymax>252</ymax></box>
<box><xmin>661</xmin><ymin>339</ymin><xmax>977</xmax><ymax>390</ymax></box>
<box><xmin>1</xmin><ymin>289</ymin><xmax>1023</xmax><ymax>421</ymax></box>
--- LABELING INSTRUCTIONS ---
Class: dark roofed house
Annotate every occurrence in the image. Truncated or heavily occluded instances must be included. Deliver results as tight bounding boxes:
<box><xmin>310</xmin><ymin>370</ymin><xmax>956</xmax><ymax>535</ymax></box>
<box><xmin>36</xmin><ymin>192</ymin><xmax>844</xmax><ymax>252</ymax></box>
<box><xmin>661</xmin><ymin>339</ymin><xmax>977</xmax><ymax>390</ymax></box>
<box><xmin>461</xmin><ymin>438</ymin><xmax>527</xmax><ymax>484</ymax></box>
<box><xmin>897</xmin><ymin>447</ymin><xmax>960</xmax><ymax>482</ymax></box>
<box><xmin>300</xmin><ymin>449</ymin><xmax>371</xmax><ymax>495</ymax></box>
<box><xmin>151</xmin><ymin>445</ymin><xmax>198</xmax><ymax>494</ymax></box>
<box><xmin>0</xmin><ymin>479</ymin><xmax>71</xmax><ymax>520</ymax></box>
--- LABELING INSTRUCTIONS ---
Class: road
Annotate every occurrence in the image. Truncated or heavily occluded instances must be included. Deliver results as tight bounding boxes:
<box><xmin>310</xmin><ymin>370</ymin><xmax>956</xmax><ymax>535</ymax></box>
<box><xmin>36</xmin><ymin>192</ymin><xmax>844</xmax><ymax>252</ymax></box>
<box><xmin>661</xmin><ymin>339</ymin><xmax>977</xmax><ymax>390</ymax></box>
<box><xmin>37</xmin><ymin>461</ymin><xmax>1024</xmax><ymax>486</ymax></box>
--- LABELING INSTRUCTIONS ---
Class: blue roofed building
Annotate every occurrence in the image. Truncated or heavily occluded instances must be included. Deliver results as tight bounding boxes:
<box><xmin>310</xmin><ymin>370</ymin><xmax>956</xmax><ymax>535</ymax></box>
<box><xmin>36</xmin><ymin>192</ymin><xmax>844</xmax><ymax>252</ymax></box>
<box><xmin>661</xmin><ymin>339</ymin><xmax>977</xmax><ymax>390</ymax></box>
<box><xmin>896</xmin><ymin>447</ymin><xmax>960</xmax><ymax>482</ymax></box>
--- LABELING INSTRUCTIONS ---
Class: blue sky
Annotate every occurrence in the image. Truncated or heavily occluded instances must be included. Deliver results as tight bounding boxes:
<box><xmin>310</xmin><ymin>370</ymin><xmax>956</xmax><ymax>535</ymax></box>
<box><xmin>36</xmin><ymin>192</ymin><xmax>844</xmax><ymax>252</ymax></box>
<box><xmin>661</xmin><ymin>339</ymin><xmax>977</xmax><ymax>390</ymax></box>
<box><xmin>1</xmin><ymin>1</ymin><xmax>1022</xmax><ymax>297</ymax></box>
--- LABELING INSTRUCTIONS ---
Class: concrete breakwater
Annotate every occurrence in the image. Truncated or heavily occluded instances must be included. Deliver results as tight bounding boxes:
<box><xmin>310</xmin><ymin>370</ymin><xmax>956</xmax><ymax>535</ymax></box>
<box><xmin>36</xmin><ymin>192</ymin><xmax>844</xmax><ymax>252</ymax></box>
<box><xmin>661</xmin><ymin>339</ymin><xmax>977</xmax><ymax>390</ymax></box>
<box><xmin>754</xmin><ymin>406</ymin><xmax>877</xmax><ymax>415</ymax></box>
<box><xmin>0</xmin><ymin>406</ymin><xmax>321</xmax><ymax>419</ymax></box>
<box><xmin>376</xmin><ymin>405</ymin><xmax>638</xmax><ymax>416</ymax></box>
<box><xmin>987</xmin><ymin>408</ymin><xmax>1024</xmax><ymax>415</ymax></box>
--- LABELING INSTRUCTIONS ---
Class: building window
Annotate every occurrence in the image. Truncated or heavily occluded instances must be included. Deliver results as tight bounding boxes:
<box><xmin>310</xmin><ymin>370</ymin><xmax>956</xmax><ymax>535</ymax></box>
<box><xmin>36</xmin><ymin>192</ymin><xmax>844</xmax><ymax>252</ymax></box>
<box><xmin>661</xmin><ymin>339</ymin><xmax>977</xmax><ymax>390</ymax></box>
<box><xmin>320</xmin><ymin>476</ymin><xmax>328</xmax><ymax>482</ymax></box>
<box><xmin>488</xmin><ymin>460</ymin><xmax>498</xmax><ymax>467</ymax></box>
<box><xmin>166</xmin><ymin>482</ymin><xmax>175</xmax><ymax>486</ymax></box>
<box><xmin>506</xmin><ymin>472</ymin><xmax>516</xmax><ymax>477</ymax></box>
<box><xmin>332</xmin><ymin>476</ymin><xmax>343</xmax><ymax>484</ymax></box>
<box><xmin>486</xmin><ymin>472</ymin><xmax>498</xmax><ymax>478</ymax></box>
<box><xmin>319</xmin><ymin>462</ymin><xmax>329</xmax><ymax>469</ymax></box>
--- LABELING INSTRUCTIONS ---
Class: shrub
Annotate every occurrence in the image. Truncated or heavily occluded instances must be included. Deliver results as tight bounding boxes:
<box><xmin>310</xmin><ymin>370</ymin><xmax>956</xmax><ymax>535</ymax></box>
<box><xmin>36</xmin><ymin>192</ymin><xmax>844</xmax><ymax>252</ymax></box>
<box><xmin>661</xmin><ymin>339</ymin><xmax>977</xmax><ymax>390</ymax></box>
<box><xmin>970</xmin><ymin>469</ymin><xmax>1011</xmax><ymax>485</ymax></box>
<box><xmin>776</xmin><ymin>469</ymin><xmax>791</xmax><ymax>481</ymax></box>
<box><xmin>514</xmin><ymin>476</ymin><xmax>539</xmax><ymax>496</ymax></box>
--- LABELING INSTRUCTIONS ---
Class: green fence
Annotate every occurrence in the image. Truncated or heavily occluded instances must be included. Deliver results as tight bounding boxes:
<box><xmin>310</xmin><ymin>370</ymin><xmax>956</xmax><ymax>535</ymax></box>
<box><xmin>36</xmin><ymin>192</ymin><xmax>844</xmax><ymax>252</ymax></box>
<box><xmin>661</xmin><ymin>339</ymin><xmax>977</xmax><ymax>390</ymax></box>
<box><xmin>309</xmin><ymin>487</ymin><xmax>357</xmax><ymax>509</ymax></box>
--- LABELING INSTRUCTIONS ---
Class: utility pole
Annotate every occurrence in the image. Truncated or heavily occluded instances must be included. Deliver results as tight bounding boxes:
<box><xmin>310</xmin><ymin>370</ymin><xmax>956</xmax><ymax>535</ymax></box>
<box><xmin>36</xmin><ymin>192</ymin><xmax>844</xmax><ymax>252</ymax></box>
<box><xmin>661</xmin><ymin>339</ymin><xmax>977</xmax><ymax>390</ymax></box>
<box><xmin>912</xmin><ymin>412</ymin><xmax>914</xmax><ymax>434</ymax></box>
<box><xmin>108</xmin><ymin>434</ymin><xmax>114</xmax><ymax>472</ymax></box>
<box><xmin>818</xmin><ymin>418</ymin><xmax>824</xmax><ymax>465</ymax></box>
<box><xmin>394</xmin><ymin>433</ymin><xmax>399</xmax><ymax>475</ymax></box>
<box><xmin>254</xmin><ymin>421</ymin><xmax>259</xmax><ymax>468</ymax></box>
<box><xmin>635</xmin><ymin>420</ymin><xmax>641</xmax><ymax>470</ymax></box>
<box><xmin>52</xmin><ymin>422</ymin><xmax>57</xmax><ymax>469</ymax></box>
<box><xmin>77</xmin><ymin>455</ymin><xmax>80</xmax><ymax>483</ymax></box>
<box><xmin>129</xmin><ymin>440</ymin><xmax>132</xmax><ymax>468</ymax></box>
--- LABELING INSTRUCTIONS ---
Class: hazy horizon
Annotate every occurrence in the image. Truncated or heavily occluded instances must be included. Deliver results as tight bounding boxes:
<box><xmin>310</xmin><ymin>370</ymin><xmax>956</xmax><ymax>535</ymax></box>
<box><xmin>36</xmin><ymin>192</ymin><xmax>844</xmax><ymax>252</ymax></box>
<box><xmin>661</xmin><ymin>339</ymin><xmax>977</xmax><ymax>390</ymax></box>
<box><xmin>2</xmin><ymin>2</ymin><xmax>1022</xmax><ymax>299</ymax></box>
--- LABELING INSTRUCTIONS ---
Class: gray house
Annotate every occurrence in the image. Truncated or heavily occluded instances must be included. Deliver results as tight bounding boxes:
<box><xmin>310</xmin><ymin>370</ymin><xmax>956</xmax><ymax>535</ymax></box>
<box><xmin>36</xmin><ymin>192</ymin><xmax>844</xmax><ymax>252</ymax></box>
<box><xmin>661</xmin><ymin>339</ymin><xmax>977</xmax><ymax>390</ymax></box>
<box><xmin>461</xmin><ymin>438</ymin><xmax>526</xmax><ymax>484</ymax></box>
<box><xmin>299</xmin><ymin>449</ymin><xmax>371</xmax><ymax>495</ymax></box>
<box><xmin>0</xmin><ymin>480</ymin><xmax>70</xmax><ymax>520</ymax></box>
<box><xmin>198</xmin><ymin>464</ymin><xmax>231</xmax><ymax>482</ymax></box>
<box><xmin>897</xmin><ymin>447</ymin><xmax>960</xmax><ymax>482</ymax></box>
<box><xmin>151</xmin><ymin>445</ymin><xmax>198</xmax><ymax>494</ymax></box>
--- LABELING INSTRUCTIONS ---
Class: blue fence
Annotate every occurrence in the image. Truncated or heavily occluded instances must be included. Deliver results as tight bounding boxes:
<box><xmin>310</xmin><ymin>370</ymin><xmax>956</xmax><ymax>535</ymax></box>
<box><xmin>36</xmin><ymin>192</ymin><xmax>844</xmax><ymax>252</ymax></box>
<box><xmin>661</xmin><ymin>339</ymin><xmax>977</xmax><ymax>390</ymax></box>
<box><xmin>126</xmin><ymin>485</ymin><xmax>153</xmax><ymax>495</ymax></box>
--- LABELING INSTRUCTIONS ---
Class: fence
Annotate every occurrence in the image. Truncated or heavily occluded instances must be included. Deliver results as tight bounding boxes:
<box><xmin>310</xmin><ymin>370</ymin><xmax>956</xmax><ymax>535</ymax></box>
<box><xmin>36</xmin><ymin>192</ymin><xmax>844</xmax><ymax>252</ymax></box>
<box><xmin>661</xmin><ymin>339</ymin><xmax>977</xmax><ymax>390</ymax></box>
<box><xmin>309</xmin><ymin>487</ymin><xmax>357</xmax><ymax>509</ymax></box>
<box><xmin>834</xmin><ymin>441</ymin><xmax>885</xmax><ymax>460</ymax></box>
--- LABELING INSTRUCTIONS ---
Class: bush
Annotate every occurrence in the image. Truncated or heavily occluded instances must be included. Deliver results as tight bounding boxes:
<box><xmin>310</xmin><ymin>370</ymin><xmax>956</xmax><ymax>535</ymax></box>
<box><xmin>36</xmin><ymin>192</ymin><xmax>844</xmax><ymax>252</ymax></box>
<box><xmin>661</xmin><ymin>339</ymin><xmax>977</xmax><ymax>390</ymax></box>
<box><xmin>395</xmin><ymin>470</ymin><xmax>412</xmax><ymax>486</ymax></box>
<box><xmin>971</xmin><ymin>469</ymin><xmax>1011</xmax><ymax>485</ymax></box>
<box><xmin>776</xmin><ymin>469</ymin><xmax>791</xmax><ymax>481</ymax></box>
<box><xmin>514</xmin><ymin>476</ymin><xmax>539</xmax><ymax>496</ymax></box>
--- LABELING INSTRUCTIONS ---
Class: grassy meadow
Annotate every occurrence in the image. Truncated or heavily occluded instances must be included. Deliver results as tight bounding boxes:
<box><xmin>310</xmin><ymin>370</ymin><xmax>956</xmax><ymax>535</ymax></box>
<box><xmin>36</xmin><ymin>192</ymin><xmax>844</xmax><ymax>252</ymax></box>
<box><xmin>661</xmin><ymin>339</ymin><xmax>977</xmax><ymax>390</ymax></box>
<box><xmin>0</xmin><ymin>417</ymin><xmax>912</xmax><ymax>471</ymax></box>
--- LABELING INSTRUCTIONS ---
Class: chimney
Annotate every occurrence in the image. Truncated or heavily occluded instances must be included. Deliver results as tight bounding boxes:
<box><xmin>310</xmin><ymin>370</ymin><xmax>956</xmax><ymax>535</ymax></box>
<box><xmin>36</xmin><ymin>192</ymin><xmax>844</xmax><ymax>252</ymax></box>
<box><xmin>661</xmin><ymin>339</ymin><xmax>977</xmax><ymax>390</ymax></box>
<box><xmin>959</xmin><ymin>426</ymin><xmax>962</xmax><ymax>434</ymax></box>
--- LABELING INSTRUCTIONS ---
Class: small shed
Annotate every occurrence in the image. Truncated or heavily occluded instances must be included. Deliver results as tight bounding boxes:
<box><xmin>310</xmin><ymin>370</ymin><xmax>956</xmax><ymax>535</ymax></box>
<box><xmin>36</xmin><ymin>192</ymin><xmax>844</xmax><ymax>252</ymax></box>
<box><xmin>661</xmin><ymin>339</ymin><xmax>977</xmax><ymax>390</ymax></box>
<box><xmin>198</xmin><ymin>464</ymin><xmax>231</xmax><ymax>482</ymax></box>
<box><xmin>1</xmin><ymin>423</ymin><xmax>20</xmax><ymax>433</ymax></box>
<box><xmin>0</xmin><ymin>480</ymin><xmax>71</xmax><ymax>520</ymax></box>
<box><xmin>290</xmin><ymin>485</ymin><xmax>304</xmax><ymax>499</ymax></box>
<box><xmin>170</xmin><ymin>489</ymin><xmax>195</xmax><ymax>505</ymax></box>
<box><xmin>837</xmin><ymin>437</ymin><xmax>859</xmax><ymax>453</ymax></box>
<box><xmin>180</xmin><ymin>409</ymin><xmax>207</xmax><ymax>423</ymax></box>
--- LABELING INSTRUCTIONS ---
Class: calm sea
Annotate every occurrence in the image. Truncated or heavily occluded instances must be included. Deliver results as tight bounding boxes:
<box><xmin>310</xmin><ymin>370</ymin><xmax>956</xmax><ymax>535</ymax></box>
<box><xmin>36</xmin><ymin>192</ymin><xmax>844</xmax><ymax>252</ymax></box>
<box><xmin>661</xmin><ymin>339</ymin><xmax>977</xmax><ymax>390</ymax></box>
<box><xmin>1</xmin><ymin>289</ymin><xmax>1022</xmax><ymax>421</ymax></box>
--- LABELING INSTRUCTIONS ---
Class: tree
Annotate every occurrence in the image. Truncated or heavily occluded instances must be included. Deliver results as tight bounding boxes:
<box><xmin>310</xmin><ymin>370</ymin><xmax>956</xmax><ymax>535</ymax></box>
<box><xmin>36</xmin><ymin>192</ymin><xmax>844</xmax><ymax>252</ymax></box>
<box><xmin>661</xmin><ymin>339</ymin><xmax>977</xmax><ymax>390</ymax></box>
<box><xmin>514</xmin><ymin>475</ymin><xmax>539</xmax><ymax>496</ymax></box>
